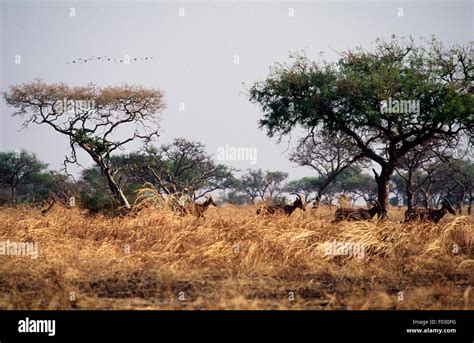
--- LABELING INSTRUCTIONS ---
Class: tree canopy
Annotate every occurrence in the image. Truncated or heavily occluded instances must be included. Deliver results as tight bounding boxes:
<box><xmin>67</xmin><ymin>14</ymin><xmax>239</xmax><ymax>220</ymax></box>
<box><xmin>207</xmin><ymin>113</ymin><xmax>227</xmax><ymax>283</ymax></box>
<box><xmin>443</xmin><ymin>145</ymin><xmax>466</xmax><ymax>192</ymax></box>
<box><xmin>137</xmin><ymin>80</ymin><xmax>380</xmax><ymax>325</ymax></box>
<box><xmin>250</xmin><ymin>36</ymin><xmax>473</xmax><ymax>218</ymax></box>
<box><xmin>0</xmin><ymin>150</ymin><xmax>48</xmax><ymax>204</ymax></box>
<box><xmin>4</xmin><ymin>81</ymin><xmax>166</xmax><ymax>208</ymax></box>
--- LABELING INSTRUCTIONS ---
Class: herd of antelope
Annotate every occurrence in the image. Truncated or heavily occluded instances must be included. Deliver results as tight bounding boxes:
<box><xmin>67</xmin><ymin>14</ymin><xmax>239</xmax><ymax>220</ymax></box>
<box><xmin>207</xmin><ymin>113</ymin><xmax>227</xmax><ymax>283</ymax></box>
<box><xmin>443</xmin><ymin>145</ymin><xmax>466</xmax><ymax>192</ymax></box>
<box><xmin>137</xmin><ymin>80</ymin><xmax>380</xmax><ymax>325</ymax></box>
<box><xmin>255</xmin><ymin>193</ymin><xmax>458</xmax><ymax>223</ymax></box>
<box><xmin>41</xmin><ymin>191</ymin><xmax>459</xmax><ymax>224</ymax></box>
<box><xmin>256</xmin><ymin>194</ymin><xmax>459</xmax><ymax>224</ymax></box>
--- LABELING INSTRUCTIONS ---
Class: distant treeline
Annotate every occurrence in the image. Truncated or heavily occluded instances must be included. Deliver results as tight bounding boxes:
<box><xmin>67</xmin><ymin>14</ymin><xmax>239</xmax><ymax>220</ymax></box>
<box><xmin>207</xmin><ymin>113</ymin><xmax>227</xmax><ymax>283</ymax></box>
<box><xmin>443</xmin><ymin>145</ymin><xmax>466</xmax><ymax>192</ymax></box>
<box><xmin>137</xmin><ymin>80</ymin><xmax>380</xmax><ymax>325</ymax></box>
<box><xmin>0</xmin><ymin>139</ymin><xmax>472</xmax><ymax>214</ymax></box>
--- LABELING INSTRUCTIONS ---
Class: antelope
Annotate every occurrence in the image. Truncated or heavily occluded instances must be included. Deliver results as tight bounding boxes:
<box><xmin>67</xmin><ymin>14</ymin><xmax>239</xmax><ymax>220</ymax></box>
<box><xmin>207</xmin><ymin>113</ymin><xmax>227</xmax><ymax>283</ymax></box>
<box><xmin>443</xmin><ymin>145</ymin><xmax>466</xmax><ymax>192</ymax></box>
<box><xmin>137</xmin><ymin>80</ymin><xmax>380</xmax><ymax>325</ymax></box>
<box><xmin>41</xmin><ymin>195</ymin><xmax>56</xmax><ymax>215</ymax></box>
<box><xmin>256</xmin><ymin>194</ymin><xmax>305</xmax><ymax>216</ymax></box>
<box><xmin>404</xmin><ymin>197</ymin><xmax>456</xmax><ymax>223</ymax></box>
<box><xmin>173</xmin><ymin>195</ymin><xmax>216</xmax><ymax>218</ymax></box>
<box><xmin>40</xmin><ymin>194</ymin><xmax>74</xmax><ymax>215</ymax></box>
<box><xmin>332</xmin><ymin>200</ymin><xmax>382</xmax><ymax>223</ymax></box>
<box><xmin>192</xmin><ymin>195</ymin><xmax>216</xmax><ymax>217</ymax></box>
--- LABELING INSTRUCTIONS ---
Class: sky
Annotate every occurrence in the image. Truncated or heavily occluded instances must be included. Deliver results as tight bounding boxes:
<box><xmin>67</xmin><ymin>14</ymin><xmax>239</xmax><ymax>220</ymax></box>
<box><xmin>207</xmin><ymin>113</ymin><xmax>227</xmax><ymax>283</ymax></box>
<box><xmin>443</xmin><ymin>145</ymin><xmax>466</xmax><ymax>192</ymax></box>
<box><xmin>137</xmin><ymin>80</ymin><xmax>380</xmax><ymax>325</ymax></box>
<box><xmin>0</xmin><ymin>0</ymin><xmax>472</xmax><ymax>180</ymax></box>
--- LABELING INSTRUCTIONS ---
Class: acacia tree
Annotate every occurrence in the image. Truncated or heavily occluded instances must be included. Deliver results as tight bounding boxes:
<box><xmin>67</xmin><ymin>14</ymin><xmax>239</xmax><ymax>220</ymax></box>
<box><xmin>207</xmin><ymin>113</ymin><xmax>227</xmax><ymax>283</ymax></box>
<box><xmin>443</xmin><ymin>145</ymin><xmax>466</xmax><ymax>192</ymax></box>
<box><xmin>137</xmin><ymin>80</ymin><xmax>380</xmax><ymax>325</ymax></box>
<box><xmin>431</xmin><ymin>157</ymin><xmax>474</xmax><ymax>213</ymax></box>
<box><xmin>284</xmin><ymin>176</ymin><xmax>321</xmax><ymax>204</ymax></box>
<box><xmin>239</xmin><ymin>169</ymin><xmax>263</xmax><ymax>203</ymax></box>
<box><xmin>4</xmin><ymin>81</ymin><xmax>165</xmax><ymax>209</ymax></box>
<box><xmin>264</xmin><ymin>171</ymin><xmax>289</xmax><ymax>200</ymax></box>
<box><xmin>250</xmin><ymin>37</ymin><xmax>473</xmax><ymax>218</ymax></box>
<box><xmin>394</xmin><ymin>140</ymin><xmax>447</xmax><ymax>212</ymax></box>
<box><xmin>395</xmin><ymin>142</ymin><xmax>473</xmax><ymax>211</ymax></box>
<box><xmin>289</xmin><ymin>132</ymin><xmax>363</xmax><ymax>207</ymax></box>
<box><xmin>240</xmin><ymin>169</ymin><xmax>288</xmax><ymax>203</ymax></box>
<box><xmin>335</xmin><ymin>168</ymin><xmax>378</xmax><ymax>205</ymax></box>
<box><xmin>0</xmin><ymin>150</ymin><xmax>48</xmax><ymax>204</ymax></box>
<box><xmin>145</xmin><ymin>138</ymin><xmax>234</xmax><ymax>200</ymax></box>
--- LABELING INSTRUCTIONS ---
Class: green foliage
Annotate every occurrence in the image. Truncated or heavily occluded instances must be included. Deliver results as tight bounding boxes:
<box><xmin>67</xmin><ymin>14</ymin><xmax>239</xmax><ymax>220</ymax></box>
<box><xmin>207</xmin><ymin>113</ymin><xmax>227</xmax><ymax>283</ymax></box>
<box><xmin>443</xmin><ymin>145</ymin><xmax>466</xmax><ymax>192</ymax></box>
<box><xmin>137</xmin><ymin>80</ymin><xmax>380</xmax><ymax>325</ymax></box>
<box><xmin>335</xmin><ymin>168</ymin><xmax>378</xmax><ymax>201</ymax></box>
<box><xmin>285</xmin><ymin>176</ymin><xmax>322</xmax><ymax>193</ymax></box>
<box><xmin>285</xmin><ymin>176</ymin><xmax>322</xmax><ymax>202</ymax></box>
<box><xmin>145</xmin><ymin>138</ymin><xmax>234</xmax><ymax>198</ymax></box>
<box><xmin>79</xmin><ymin>166</ymin><xmax>116</xmax><ymax>213</ymax></box>
<box><xmin>430</xmin><ymin>158</ymin><xmax>474</xmax><ymax>203</ymax></box>
<box><xmin>250</xmin><ymin>36</ymin><xmax>473</xmax><ymax>215</ymax></box>
<box><xmin>286</xmin><ymin>167</ymin><xmax>377</xmax><ymax>203</ymax></box>
<box><xmin>222</xmin><ymin>190</ymin><xmax>251</xmax><ymax>205</ymax></box>
<box><xmin>79</xmin><ymin>157</ymin><xmax>146</xmax><ymax>213</ymax></box>
<box><xmin>0</xmin><ymin>150</ymin><xmax>49</xmax><ymax>203</ymax></box>
<box><xmin>250</xmin><ymin>37</ymin><xmax>473</xmax><ymax>149</ymax></box>
<box><xmin>78</xmin><ymin>139</ymin><xmax>236</xmax><ymax>212</ymax></box>
<box><xmin>238</xmin><ymin>169</ymin><xmax>289</xmax><ymax>202</ymax></box>
<box><xmin>73</xmin><ymin>129</ymin><xmax>111</xmax><ymax>156</ymax></box>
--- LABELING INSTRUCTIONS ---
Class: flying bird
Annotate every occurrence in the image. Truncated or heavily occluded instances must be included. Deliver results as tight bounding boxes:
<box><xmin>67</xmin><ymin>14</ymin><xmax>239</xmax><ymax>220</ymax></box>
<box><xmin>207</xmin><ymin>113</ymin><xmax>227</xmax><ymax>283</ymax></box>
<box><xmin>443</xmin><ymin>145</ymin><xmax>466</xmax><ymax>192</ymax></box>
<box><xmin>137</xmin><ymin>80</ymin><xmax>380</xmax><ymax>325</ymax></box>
<box><xmin>67</xmin><ymin>56</ymin><xmax>156</xmax><ymax>64</ymax></box>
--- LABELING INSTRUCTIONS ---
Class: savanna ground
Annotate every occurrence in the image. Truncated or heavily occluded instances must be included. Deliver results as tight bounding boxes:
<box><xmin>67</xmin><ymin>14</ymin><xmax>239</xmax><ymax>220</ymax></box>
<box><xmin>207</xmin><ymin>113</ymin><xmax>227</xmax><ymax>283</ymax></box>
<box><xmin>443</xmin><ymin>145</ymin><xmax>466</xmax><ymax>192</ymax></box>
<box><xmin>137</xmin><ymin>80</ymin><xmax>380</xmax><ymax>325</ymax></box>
<box><xmin>0</xmin><ymin>203</ymin><xmax>472</xmax><ymax>310</ymax></box>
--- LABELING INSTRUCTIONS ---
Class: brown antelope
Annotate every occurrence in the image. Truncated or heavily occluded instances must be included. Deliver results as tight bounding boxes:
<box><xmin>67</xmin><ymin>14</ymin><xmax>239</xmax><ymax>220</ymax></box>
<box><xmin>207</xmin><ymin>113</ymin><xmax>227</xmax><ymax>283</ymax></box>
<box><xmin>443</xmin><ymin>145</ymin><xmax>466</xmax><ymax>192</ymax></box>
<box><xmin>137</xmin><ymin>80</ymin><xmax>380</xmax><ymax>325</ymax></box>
<box><xmin>256</xmin><ymin>194</ymin><xmax>305</xmax><ymax>216</ymax></box>
<box><xmin>40</xmin><ymin>195</ymin><xmax>56</xmax><ymax>215</ymax></box>
<box><xmin>40</xmin><ymin>193</ymin><xmax>76</xmax><ymax>215</ymax></box>
<box><xmin>192</xmin><ymin>195</ymin><xmax>216</xmax><ymax>217</ymax></box>
<box><xmin>173</xmin><ymin>195</ymin><xmax>216</xmax><ymax>218</ymax></box>
<box><xmin>404</xmin><ymin>197</ymin><xmax>456</xmax><ymax>223</ymax></box>
<box><xmin>332</xmin><ymin>200</ymin><xmax>382</xmax><ymax>223</ymax></box>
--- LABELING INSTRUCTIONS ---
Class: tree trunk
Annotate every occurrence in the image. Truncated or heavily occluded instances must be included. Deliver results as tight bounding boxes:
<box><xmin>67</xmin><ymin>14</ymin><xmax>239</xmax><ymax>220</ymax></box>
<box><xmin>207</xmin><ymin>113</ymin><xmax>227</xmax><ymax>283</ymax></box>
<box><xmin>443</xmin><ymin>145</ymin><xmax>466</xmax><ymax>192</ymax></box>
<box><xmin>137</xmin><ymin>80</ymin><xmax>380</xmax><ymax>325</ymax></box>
<box><xmin>89</xmin><ymin>149</ymin><xmax>131</xmax><ymax>210</ymax></box>
<box><xmin>405</xmin><ymin>173</ymin><xmax>413</xmax><ymax>213</ymax></box>
<box><xmin>468</xmin><ymin>196</ymin><xmax>472</xmax><ymax>215</ymax></box>
<box><xmin>11</xmin><ymin>185</ymin><xmax>16</xmax><ymax>205</ymax></box>
<box><xmin>406</xmin><ymin>188</ymin><xmax>413</xmax><ymax>213</ymax></box>
<box><xmin>373</xmin><ymin>166</ymin><xmax>394</xmax><ymax>220</ymax></box>
<box><xmin>104</xmin><ymin>169</ymin><xmax>131</xmax><ymax>209</ymax></box>
<box><xmin>458</xmin><ymin>192</ymin><xmax>466</xmax><ymax>215</ymax></box>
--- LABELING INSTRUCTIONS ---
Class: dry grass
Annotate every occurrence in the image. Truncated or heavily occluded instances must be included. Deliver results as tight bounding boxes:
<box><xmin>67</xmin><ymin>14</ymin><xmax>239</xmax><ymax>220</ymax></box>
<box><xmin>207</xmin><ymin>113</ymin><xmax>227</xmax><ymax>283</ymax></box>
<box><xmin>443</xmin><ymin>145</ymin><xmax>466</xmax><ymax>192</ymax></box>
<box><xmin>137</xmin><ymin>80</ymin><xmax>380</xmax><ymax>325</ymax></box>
<box><xmin>0</xmin><ymin>203</ymin><xmax>472</xmax><ymax>310</ymax></box>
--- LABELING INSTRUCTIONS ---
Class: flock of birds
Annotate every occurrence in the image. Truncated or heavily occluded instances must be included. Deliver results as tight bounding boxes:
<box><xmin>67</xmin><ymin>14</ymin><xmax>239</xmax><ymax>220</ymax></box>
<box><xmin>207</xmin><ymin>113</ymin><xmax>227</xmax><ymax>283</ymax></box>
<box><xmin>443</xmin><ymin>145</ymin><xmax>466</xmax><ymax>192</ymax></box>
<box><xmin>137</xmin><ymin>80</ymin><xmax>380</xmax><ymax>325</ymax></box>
<box><xmin>67</xmin><ymin>56</ymin><xmax>156</xmax><ymax>64</ymax></box>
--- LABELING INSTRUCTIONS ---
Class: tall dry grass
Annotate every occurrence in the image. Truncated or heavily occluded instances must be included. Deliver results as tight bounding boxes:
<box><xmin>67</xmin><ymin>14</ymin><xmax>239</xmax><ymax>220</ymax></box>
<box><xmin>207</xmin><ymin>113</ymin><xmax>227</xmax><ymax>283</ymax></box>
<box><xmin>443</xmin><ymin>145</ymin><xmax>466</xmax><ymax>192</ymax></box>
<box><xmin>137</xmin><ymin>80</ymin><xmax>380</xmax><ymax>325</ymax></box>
<box><xmin>0</xmin><ymin>203</ymin><xmax>472</xmax><ymax>310</ymax></box>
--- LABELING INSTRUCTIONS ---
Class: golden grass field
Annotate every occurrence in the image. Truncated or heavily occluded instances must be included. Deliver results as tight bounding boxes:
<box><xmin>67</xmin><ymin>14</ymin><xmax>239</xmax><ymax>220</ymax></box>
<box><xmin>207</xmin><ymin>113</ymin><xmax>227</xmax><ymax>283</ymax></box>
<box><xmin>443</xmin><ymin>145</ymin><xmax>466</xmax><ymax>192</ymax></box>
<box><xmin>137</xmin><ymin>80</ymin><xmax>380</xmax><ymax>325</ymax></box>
<box><xmin>0</xmin><ymin>203</ymin><xmax>472</xmax><ymax>310</ymax></box>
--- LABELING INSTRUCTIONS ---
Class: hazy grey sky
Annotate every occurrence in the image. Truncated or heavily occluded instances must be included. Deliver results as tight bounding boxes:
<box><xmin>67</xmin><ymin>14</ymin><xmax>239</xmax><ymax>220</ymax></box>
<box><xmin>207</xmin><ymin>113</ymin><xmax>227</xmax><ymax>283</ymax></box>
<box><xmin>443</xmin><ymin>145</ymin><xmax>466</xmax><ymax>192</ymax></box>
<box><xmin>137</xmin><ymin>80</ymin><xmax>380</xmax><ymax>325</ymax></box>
<box><xmin>1</xmin><ymin>0</ymin><xmax>472</xmax><ymax>179</ymax></box>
